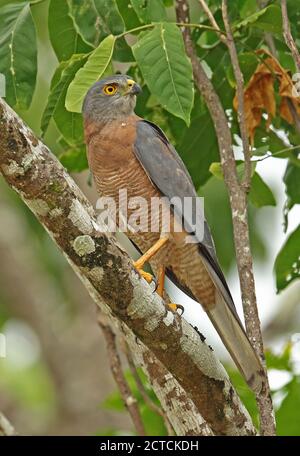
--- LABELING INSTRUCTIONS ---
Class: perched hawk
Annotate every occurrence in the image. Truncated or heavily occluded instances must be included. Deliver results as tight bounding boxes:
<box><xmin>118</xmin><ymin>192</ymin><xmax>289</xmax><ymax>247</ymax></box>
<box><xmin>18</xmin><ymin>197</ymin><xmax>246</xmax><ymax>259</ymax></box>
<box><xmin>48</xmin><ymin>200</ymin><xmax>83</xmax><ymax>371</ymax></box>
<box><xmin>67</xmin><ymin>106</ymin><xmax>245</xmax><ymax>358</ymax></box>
<box><xmin>83</xmin><ymin>74</ymin><xmax>264</xmax><ymax>393</ymax></box>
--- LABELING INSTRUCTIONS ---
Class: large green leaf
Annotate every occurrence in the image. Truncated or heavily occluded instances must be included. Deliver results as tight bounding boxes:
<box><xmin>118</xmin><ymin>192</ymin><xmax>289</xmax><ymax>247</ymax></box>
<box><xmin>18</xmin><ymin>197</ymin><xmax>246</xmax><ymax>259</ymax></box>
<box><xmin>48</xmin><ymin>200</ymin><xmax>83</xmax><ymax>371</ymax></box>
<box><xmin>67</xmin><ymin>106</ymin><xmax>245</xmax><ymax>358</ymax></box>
<box><xmin>274</xmin><ymin>225</ymin><xmax>300</xmax><ymax>292</ymax></box>
<box><xmin>59</xmin><ymin>146</ymin><xmax>88</xmax><ymax>173</ymax></box>
<box><xmin>93</xmin><ymin>0</ymin><xmax>124</xmax><ymax>35</ymax></box>
<box><xmin>130</xmin><ymin>0</ymin><xmax>166</xmax><ymax>23</ymax></box>
<box><xmin>200</xmin><ymin>177</ymin><xmax>267</xmax><ymax>272</ymax></box>
<box><xmin>116</xmin><ymin>0</ymin><xmax>141</xmax><ymax>29</ymax></box>
<box><xmin>283</xmin><ymin>161</ymin><xmax>300</xmax><ymax>209</ymax></box>
<box><xmin>276</xmin><ymin>377</ymin><xmax>300</xmax><ymax>436</ymax></box>
<box><xmin>236</xmin><ymin>4</ymin><xmax>282</xmax><ymax>34</ymax></box>
<box><xmin>69</xmin><ymin>0</ymin><xmax>101</xmax><ymax>46</ymax></box>
<box><xmin>48</xmin><ymin>0</ymin><xmax>92</xmax><ymax>61</ymax></box>
<box><xmin>248</xmin><ymin>172</ymin><xmax>276</xmax><ymax>208</ymax></box>
<box><xmin>0</xmin><ymin>1</ymin><xmax>37</xmax><ymax>109</ymax></box>
<box><xmin>132</xmin><ymin>23</ymin><xmax>194</xmax><ymax>125</ymax></box>
<box><xmin>41</xmin><ymin>54</ymin><xmax>88</xmax><ymax>143</ymax></box>
<box><xmin>65</xmin><ymin>35</ymin><xmax>115</xmax><ymax>113</ymax></box>
<box><xmin>177</xmin><ymin>107</ymin><xmax>219</xmax><ymax>187</ymax></box>
<box><xmin>209</xmin><ymin>162</ymin><xmax>275</xmax><ymax>207</ymax></box>
<box><xmin>226</xmin><ymin>52</ymin><xmax>259</xmax><ymax>87</ymax></box>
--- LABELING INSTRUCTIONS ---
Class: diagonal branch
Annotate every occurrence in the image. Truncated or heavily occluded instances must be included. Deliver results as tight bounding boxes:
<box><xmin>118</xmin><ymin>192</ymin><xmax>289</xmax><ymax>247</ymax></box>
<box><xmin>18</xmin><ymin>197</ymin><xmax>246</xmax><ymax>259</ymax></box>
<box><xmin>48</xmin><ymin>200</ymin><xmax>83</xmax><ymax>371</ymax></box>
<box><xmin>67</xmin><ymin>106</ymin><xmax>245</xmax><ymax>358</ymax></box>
<box><xmin>281</xmin><ymin>0</ymin><xmax>300</xmax><ymax>73</ymax></box>
<box><xmin>198</xmin><ymin>0</ymin><xmax>226</xmax><ymax>44</ymax></box>
<box><xmin>175</xmin><ymin>0</ymin><xmax>276</xmax><ymax>436</ymax></box>
<box><xmin>221</xmin><ymin>0</ymin><xmax>252</xmax><ymax>190</ymax></box>
<box><xmin>0</xmin><ymin>98</ymin><xmax>255</xmax><ymax>435</ymax></box>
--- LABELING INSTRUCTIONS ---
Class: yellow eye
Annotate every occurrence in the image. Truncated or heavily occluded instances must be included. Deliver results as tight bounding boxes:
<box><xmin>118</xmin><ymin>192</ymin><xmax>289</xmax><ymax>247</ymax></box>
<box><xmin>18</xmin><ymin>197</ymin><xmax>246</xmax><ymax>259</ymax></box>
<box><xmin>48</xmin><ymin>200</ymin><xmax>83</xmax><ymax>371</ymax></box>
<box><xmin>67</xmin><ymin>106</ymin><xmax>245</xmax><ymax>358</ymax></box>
<box><xmin>103</xmin><ymin>84</ymin><xmax>117</xmax><ymax>95</ymax></box>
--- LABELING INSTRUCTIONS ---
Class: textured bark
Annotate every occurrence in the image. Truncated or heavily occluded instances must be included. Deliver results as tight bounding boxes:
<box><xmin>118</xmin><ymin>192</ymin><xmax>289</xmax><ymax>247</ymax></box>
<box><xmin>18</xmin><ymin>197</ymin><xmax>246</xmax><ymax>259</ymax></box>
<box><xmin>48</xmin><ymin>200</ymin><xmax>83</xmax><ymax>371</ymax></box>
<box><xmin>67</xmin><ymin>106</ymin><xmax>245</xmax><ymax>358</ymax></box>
<box><xmin>221</xmin><ymin>0</ymin><xmax>251</xmax><ymax>189</ymax></box>
<box><xmin>124</xmin><ymin>327</ymin><xmax>214</xmax><ymax>436</ymax></box>
<box><xmin>176</xmin><ymin>0</ymin><xmax>275</xmax><ymax>435</ymax></box>
<box><xmin>0</xmin><ymin>98</ymin><xmax>256</xmax><ymax>436</ymax></box>
<box><xmin>281</xmin><ymin>0</ymin><xmax>300</xmax><ymax>73</ymax></box>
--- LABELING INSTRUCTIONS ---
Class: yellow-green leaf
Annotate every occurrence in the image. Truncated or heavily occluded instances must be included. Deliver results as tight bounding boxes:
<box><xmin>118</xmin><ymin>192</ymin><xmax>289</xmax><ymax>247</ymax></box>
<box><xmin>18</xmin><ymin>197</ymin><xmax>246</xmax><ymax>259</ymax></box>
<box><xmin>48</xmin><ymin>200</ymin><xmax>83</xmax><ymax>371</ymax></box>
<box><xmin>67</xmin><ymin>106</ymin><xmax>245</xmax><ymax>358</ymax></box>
<box><xmin>65</xmin><ymin>35</ymin><xmax>115</xmax><ymax>113</ymax></box>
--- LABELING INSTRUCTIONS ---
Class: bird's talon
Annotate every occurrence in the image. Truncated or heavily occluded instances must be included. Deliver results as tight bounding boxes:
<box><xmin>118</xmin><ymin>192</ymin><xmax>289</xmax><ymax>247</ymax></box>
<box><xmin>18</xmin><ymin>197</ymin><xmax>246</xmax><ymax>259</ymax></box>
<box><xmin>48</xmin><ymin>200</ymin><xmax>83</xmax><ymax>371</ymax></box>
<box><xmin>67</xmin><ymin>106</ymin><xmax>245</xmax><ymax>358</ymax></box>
<box><xmin>168</xmin><ymin>303</ymin><xmax>184</xmax><ymax>315</ymax></box>
<box><xmin>133</xmin><ymin>262</ymin><xmax>154</xmax><ymax>284</ymax></box>
<box><xmin>152</xmin><ymin>276</ymin><xmax>158</xmax><ymax>293</ymax></box>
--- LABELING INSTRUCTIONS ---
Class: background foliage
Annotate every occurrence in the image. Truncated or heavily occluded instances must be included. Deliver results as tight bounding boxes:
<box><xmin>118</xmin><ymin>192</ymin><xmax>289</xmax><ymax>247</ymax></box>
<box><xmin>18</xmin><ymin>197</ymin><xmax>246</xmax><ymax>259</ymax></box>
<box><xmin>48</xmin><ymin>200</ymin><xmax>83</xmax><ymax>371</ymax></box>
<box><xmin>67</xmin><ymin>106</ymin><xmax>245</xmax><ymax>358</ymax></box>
<box><xmin>0</xmin><ymin>0</ymin><xmax>300</xmax><ymax>435</ymax></box>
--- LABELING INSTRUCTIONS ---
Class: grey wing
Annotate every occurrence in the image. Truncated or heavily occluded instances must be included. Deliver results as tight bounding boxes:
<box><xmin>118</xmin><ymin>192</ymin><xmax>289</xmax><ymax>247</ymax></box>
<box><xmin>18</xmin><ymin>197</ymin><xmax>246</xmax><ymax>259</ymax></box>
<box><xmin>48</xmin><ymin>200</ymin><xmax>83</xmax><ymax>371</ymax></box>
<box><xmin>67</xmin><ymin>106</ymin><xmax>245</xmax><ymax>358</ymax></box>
<box><xmin>133</xmin><ymin>120</ymin><xmax>240</xmax><ymax>320</ymax></box>
<box><xmin>133</xmin><ymin>121</ymin><xmax>266</xmax><ymax>394</ymax></box>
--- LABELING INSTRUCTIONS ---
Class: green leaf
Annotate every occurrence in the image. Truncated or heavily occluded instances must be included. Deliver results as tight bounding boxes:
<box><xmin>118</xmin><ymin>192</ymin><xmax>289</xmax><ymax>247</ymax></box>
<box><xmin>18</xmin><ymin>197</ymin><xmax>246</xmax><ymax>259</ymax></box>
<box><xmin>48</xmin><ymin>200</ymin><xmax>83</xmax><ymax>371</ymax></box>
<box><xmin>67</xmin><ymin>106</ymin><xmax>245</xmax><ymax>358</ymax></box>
<box><xmin>249</xmin><ymin>172</ymin><xmax>276</xmax><ymax>208</ymax></box>
<box><xmin>226</xmin><ymin>52</ymin><xmax>258</xmax><ymax>87</ymax></box>
<box><xmin>252</xmin><ymin>145</ymin><xmax>270</xmax><ymax>156</ymax></box>
<box><xmin>236</xmin><ymin>5</ymin><xmax>282</xmax><ymax>34</ymax></box>
<box><xmin>176</xmin><ymin>106</ymin><xmax>219</xmax><ymax>187</ymax></box>
<box><xmin>238</xmin><ymin>0</ymin><xmax>258</xmax><ymax>19</ymax></box>
<box><xmin>130</xmin><ymin>0</ymin><xmax>167</xmax><ymax>23</ymax></box>
<box><xmin>41</xmin><ymin>54</ymin><xmax>87</xmax><ymax>144</ymax></box>
<box><xmin>59</xmin><ymin>147</ymin><xmax>88</xmax><ymax>173</ymax></box>
<box><xmin>283</xmin><ymin>161</ymin><xmax>300</xmax><ymax>209</ymax></box>
<box><xmin>200</xmin><ymin>177</ymin><xmax>267</xmax><ymax>272</ymax></box>
<box><xmin>68</xmin><ymin>0</ymin><xmax>101</xmax><ymax>46</ymax></box>
<box><xmin>209</xmin><ymin>161</ymin><xmax>256</xmax><ymax>181</ymax></box>
<box><xmin>65</xmin><ymin>35</ymin><xmax>115</xmax><ymax>113</ymax></box>
<box><xmin>113</xmin><ymin>36</ymin><xmax>134</xmax><ymax>62</ymax></box>
<box><xmin>0</xmin><ymin>2</ymin><xmax>37</xmax><ymax>109</ymax></box>
<box><xmin>276</xmin><ymin>377</ymin><xmax>300</xmax><ymax>436</ymax></box>
<box><xmin>48</xmin><ymin>0</ymin><xmax>92</xmax><ymax>61</ymax></box>
<box><xmin>116</xmin><ymin>0</ymin><xmax>141</xmax><ymax>29</ymax></box>
<box><xmin>133</xmin><ymin>23</ymin><xmax>194</xmax><ymax>125</ymax></box>
<box><xmin>209</xmin><ymin>163</ymin><xmax>274</xmax><ymax>208</ymax></box>
<box><xmin>274</xmin><ymin>225</ymin><xmax>300</xmax><ymax>292</ymax></box>
<box><xmin>93</xmin><ymin>0</ymin><xmax>125</xmax><ymax>35</ymax></box>
<box><xmin>265</xmin><ymin>345</ymin><xmax>292</xmax><ymax>372</ymax></box>
<box><xmin>226</xmin><ymin>365</ymin><xmax>258</xmax><ymax>428</ymax></box>
<box><xmin>209</xmin><ymin>162</ymin><xmax>223</xmax><ymax>180</ymax></box>
<box><xmin>254</xmin><ymin>127</ymin><xmax>289</xmax><ymax>156</ymax></box>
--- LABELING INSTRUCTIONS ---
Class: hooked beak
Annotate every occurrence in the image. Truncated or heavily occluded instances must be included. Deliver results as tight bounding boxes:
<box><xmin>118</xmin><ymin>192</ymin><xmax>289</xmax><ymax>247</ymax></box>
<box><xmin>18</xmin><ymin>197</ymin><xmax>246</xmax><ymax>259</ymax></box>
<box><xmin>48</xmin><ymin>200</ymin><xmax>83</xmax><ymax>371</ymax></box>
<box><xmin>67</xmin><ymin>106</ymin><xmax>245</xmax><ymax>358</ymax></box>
<box><xmin>124</xmin><ymin>80</ymin><xmax>142</xmax><ymax>96</ymax></box>
<box><xmin>130</xmin><ymin>82</ymin><xmax>142</xmax><ymax>95</ymax></box>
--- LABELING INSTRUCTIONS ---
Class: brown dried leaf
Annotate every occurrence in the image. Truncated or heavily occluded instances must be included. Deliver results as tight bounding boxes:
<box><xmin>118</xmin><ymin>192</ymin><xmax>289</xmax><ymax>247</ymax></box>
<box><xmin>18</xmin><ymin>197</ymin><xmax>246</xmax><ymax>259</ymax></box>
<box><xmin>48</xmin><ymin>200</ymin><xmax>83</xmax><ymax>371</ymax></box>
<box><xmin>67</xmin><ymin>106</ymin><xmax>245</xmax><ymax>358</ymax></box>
<box><xmin>234</xmin><ymin>51</ymin><xmax>300</xmax><ymax>142</ymax></box>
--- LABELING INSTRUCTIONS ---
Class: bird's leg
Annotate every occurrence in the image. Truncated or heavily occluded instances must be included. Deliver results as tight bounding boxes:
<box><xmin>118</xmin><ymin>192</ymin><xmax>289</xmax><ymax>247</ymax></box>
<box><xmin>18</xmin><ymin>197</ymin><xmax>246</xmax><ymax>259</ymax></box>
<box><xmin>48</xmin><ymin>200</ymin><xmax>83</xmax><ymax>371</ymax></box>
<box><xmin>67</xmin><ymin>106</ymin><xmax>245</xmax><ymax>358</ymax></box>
<box><xmin>156</xmin><ymin>265</ymin><xmax>184</xmax><ymax>315</ymax></box>
<box><xmin>156</xmin><ymin>265</ymin><xmax>165</xmax><ymax>297</ymax></box>
<box><xmin>133</xmin><ymin>236</ymin><xmax>169</xmax><ymax>283</ymax></box>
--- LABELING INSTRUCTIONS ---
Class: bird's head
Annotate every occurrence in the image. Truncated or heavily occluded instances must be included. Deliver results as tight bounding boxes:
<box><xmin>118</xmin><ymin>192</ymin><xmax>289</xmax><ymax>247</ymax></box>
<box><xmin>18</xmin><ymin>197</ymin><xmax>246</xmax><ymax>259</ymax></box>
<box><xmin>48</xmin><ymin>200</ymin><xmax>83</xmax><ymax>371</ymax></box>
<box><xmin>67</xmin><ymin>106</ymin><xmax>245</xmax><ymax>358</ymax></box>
<box><xmin>82</xmin><ymin>74</ymin><xmax>142</xmax><ymax>122</ymax></box>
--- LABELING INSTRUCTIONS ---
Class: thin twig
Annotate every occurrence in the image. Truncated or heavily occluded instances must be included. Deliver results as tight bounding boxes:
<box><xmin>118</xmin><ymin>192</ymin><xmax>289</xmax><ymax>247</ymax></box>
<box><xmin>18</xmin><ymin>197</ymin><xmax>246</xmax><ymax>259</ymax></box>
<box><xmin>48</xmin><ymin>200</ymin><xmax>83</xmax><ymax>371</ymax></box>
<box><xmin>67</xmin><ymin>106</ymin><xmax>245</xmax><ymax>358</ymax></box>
<box><xmin>97</xmin><ymin>314</ymin><xmax>146</xmax><ymax>436</ymax></box>
<box><xmin>281</xmin><ymin>0</ymin><xmax>300</xmax><ymax>73</ymax></box>
<box><xmin>222</xmin><ymin>0</ymin><xmax>252</xmax><ymax>190</ymax></box>
<box><xmin>198</xmin><ymin>0</ymin><xmax>226</xmax><ymax>42</ymax></box>
<box><xmin>175</xmin><ymin>0</ymin><xmax>276</xmax><ymax>436</ymax></box>
<box><xmin>252</xmin><ymin>144</ymin><xmax>300</xmax><ymax>162</ymax></box>
<box><xmin>0</xmin><ymin>413</ymin><xmax>16</xmax><ymax>436</ymax></box>
<box><xmin>124</xmin><ymin>344</ymin><xmax>175</xmax><ymax>436</ymax></box>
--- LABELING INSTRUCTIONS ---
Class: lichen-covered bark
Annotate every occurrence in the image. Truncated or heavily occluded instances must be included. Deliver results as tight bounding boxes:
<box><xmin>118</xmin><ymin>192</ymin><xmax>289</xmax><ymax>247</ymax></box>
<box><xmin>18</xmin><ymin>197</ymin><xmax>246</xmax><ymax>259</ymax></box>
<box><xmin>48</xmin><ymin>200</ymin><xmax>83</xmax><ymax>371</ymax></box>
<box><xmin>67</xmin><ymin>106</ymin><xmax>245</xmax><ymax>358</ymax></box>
<box><xmin>124</xmin><ymin>328</ymin><xmax>214</xmax><ymax>436</ymax></box>
<box><xmin>0</xmin><ymin>99</ymin><xmax>256</xmax><ymax>435</ymax></box>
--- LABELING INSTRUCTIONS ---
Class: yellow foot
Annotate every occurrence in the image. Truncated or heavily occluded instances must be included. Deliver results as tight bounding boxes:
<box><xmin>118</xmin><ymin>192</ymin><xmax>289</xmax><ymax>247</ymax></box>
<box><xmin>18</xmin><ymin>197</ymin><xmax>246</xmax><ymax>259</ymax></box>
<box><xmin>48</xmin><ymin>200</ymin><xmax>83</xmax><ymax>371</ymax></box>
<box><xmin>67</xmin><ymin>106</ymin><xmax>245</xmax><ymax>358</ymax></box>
<box><xmin>168</xmin><ymin>303</ymin><xmax>184</xmax><ymax>315</ymax></box>
<box><xmin>133</xmin><ymin>262</ymin><xmax>154</xmax><ymax>284</ymax></box>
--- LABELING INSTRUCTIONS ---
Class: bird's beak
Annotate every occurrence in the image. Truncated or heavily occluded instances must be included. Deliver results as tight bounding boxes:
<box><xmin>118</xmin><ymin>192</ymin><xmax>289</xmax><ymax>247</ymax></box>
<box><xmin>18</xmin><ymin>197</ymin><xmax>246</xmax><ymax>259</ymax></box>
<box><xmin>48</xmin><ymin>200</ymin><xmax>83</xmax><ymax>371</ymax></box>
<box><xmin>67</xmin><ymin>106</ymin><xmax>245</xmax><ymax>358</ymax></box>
<box><xmin>130</xmin><ymin>82</ymin><xmax>142</xmax><ymax>95</ymax></box>
<box><xmin>124</xmin><ymin>80</ymin><xmax>142</xmax><ymax>96</ymax></box>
